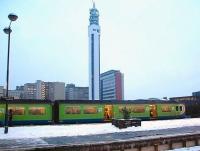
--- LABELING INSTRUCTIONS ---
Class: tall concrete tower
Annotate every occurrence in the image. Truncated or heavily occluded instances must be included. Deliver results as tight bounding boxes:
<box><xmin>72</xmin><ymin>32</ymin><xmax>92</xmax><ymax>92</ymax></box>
<box><xmin>89</xmin><ymin>2</ymin><xmax>100</xmax><ymax>100</ymax></box>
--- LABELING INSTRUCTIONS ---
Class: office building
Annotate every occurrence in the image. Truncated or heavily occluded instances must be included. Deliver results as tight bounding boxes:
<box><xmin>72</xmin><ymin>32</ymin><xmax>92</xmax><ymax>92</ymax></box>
<box><xmin>88</xmin><ymin>2</ymin><xmax>100</xmax><ymax>100</ymax></box>
<box><xmin>65</xmin><ymin>84</ymin><xmax>89</xmax><ymax>100</ymax></box>
<box><xmin>44</xmin><ymin>82</ymin><xmax>65</xmax><ymax>101</ymax></box>
<box><xmin>192</xmin><ymin>91</ymin><xmax>200</xmax><ymax>97</ymax></box>
<box><xmin>0</xmin><ymin>86</ymin><xmax>4</xmax><ymax>97</ymax></box>
<box><xmin>24</xmin><ymin>83</ymin><xmax>37</xmax><ymax>99</ymax></box>
<box><xmin>16</xmin><ymin>86</ymin><xmax>24</xmax><ymax>91</ymax></box>
<box><xmin>24</xmin><ymin>80</ymin><xmax>45</xmax><ymax>100</ymax></box>
<box><xmin>36</xmin><ymin>80</ymin><xmax>45</xmax><ymax>100</ymax></box>
<box><xmin>100</xmin><ymin>70</ymin><xmax>124</xmax><ymax>100</ymax></box>
<box><xmin>8</xmin><ymin>90</ymin><xmax>23</xmax><ymax>99</ymax></box>
<box><xmin>170</xmin><ymin>96</ymin><xmax>200</xmax><ymax>102</ymax></box>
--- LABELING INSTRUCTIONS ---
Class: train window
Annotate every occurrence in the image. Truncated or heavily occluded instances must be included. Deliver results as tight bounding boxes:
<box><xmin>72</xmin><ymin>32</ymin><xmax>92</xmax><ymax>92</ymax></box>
<box><xmin>65</xmin><ymin>106</ymin><xmax>81</xmax><ymax>114</ymax></box>
<box><xmin>119</xmin><ymin>106</ymin><xmax>131</xmax><ymax>113</ymax></box>
<box><xmin>83</xmin><ymin>106</ymin><xmax>98</xmax><ymax>114</ymax></box>
<box><xmin>29</xmin><ymin>107</ymin><xmax>46</xmax><ymax>115</ymax></box>
<box><xmin>119</xmin><ymin>106</ymin><xmax>125</xmax><ymax>112</ymax></box>
<box><xmin>176</xmin><ymin>106</ymin><xmax>179</xmax><ymax>111</ymax></box>
<box><xmin>132</xmin><ymin>106</ymin><xmax>145</xmax><ymax>113</ymax></box>
<box><xmin>161</xmin><ymin>105</ymin><xmax>171</xmax><ymax>112</ymax></box>
<box><xmin>180</xmin><ymin>106</ymin><xmax>183</xmax><ymax>111</ymax></box>
<box><xmin>8</xmin><ymin>107</ymin><xmax>25</xmax><ymax>115</ymax></box>
<box><xmin>0</xmin><ymin>108</ymin><xmax>4</xmax><ymax>115</ymax></box>
<box><xmin>119</xmin><ymin>106</ymin><xmax>145</xmax><ymax>113</ymax></box>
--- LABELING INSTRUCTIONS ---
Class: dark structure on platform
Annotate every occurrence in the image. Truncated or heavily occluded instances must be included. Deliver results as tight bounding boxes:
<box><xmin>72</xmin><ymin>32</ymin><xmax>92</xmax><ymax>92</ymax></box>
<box><xmin>112</xmin><ymin>118</ymin><xmax>141</xmax><ymax>129</ymax></box>
<box><xmin>112</xmin><ymin>107</ymin><xmax>141</xmax><ymax>129</ymax></box>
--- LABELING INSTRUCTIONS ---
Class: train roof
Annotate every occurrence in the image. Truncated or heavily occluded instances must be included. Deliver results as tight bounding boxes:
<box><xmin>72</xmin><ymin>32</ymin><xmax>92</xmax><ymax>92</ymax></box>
<box><xmin>0</xmin><ymin>99</ymin><xmax>52</xmax><ymax>104</ymax></box>
<box><xmin>55</xmin><ymin>99</ymin><xmax>180</xmax><ymax>104</ymax></box>
<box><xmin>0</xmin><ymin>99</ymin><xmax>182</xmax><ymax>104</ymax></box>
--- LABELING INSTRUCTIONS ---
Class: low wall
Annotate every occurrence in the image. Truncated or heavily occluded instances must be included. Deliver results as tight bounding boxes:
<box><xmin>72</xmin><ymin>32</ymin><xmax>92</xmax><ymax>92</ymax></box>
<box><xmin>21</xmin><ymin>133</ymin><xmax>200</xmax><ymax>151</ymax></box>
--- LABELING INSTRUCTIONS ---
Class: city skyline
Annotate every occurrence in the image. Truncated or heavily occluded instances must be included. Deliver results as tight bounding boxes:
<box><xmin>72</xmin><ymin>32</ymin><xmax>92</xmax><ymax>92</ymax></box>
<box><xmin>1</xmin><ymin>0</ymin><xmax>200</xmax><ymax>99</ymax></box>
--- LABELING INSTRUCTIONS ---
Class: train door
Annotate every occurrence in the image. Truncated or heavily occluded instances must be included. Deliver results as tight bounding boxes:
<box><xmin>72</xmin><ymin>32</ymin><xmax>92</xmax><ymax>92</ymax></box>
<box><xmin>149</xmin><ymin>104</ymin><xmax>157</xmax><ymax>119</ymax></box>
<box><xmin>104</xmin><ymin>105</ymin><xmax>113</xmax><ymax>121</ymax></box>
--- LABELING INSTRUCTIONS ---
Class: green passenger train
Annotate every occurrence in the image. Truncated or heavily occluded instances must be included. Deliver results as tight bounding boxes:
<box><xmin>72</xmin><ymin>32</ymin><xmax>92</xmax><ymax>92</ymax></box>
<box><xmin>0</xmin><ymin>99</ymin><xmax>185</xmax><ymax>126</ymax></box>
<box><xmin>0</xmin><ymin>100</ymin><xmax>53</xmax><ymax>126</ymax></box>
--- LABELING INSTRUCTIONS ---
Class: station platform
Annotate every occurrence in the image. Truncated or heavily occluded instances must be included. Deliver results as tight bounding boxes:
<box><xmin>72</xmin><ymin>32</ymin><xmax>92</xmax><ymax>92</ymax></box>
<box><xmin>0</xmin><ymin>126</ymin><xmax>200</xmax><ymax>151</ymax></box>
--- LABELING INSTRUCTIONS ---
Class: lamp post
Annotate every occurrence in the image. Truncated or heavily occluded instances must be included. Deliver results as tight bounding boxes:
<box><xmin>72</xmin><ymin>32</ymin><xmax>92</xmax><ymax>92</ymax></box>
<box><xmin>3</xmin><ymin>13</ymin><xmax>18</xmax><ymax>134</ymax></box>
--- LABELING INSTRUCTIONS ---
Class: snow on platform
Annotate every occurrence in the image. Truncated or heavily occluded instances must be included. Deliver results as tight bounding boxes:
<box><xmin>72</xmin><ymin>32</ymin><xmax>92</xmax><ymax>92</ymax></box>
<box><xmin>0</xmin><ymin>118</ymin><xmax>200</xmax><ymax>140</ymax></box>
<box><xmin>168</xmin><ymin>146</ymin><xmax>200</xmax><ymax>151</ymax></box>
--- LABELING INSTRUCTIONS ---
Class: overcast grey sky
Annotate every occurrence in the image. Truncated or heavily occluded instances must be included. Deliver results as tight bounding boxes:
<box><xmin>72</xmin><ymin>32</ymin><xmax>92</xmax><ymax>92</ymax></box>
<box><xmin>0</xmin><ymin>0</ymin><xmax>200</xmax><ymax>99</ymax></box>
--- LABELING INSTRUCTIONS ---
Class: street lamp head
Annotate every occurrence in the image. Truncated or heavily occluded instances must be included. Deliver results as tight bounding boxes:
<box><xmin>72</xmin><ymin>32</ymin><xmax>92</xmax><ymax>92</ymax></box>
<box><xmin>8</xmin><ymin>13</ymin><xmax>18</xmax><ymax>22</ymax></box>
<box><xmin>3</xmin><ymin>27</ymin><xmax>12</xmax><ymax>34</ymax></box>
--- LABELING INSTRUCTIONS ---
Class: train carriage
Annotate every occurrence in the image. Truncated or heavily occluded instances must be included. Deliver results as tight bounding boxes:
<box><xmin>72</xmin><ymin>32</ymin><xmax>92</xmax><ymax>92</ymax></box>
<box><xmin>0</xmin><ymin>103</ymin><xmax>5</xmax><ymax>126</ymax></box>
<box><xmin>54</xmin><ymin>100</ymin><xmax>106</xmax><ymax>123</ymax></box>
<box><xmin>0</xmin><ymin>99</ymin><xmax>186</xmax><ymax>126</ymax></box>
<box><xmin>55</xmin><ymin>100</ymin><xmax>186</xmax><ymax>124</ymax></box>
<box><xmin>107</xmin><ymin>102</ymin><xmax>185</xmax><ymax>121</ymax></box>
<box><xmin>113</xmin><ymin>104</ymin><xmax>150</xmax><ymax>120</ymax></box>
<box><xmin>0</xmin><ymin>99</ymin><xmax>53</xmax><ymax>126</ymax></box>
<box><xmin>156</xmin><ymin>103</ymin><xmax>185</xmax><ymax>119</ymax></box>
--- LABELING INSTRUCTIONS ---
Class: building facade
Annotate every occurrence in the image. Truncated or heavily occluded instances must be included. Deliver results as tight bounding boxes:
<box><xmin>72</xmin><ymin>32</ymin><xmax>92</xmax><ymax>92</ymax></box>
<box><xmin>23</xmin><ymin>81</ymin><xmax>65</xmax><ymax>101</ymax></box>
<box><xmin>89</xmin><ymin>2</ymin><xmax>100</xmax><ymax>100</ymax></box>
<box><xmin>0</xmin><ymin>86</ymin><xmax>4</xmax><ymax>97</ymax></box>
<box><xmin>24</xmin><ymin>80</ymin><xmax>45</xmax><ymax>100</ymax></box>
<box><xmin>65</xmin><ymin>84</ymin><xmax>89</xmax><ymax>100</ymax></box>
<box><xmin>36</xmin><ymin>80</ymin><xmax>45</xmax><ymax>100</ymax></box>
<box><xmin>44</xmin><ymin>82</ymin><xmax>65</xmax><ymax>101</ymax></box>
<box><xmin>16</xmin><ymin>86</ymin><xmax>24</xmax><ymax>91</ymax></box>
<box><xmin>192</xmin><ymin>91</ymin><xmax>200</xmax><ymax>97</ymax></box>
<box><xmin>100</xmin><ymin>70</ymin><xmax>124</xmax><ymax>100</ymax></box>
<box><xmin>24</xmin><ymin>83</ymin><xmax>37</xmax><ymax>99</ymax></box>
<box><xmin>8</xmin><ymin>90</ymin><xmax>23</xmax><ymax>99</ymax></box>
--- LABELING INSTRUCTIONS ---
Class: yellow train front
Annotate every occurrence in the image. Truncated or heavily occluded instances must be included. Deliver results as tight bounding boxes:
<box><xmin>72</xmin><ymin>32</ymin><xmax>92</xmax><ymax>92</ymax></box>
<box><xmin>0</xmin><ymin>99</ymin><xmax>185</xmax><ymax>126</ymax></box>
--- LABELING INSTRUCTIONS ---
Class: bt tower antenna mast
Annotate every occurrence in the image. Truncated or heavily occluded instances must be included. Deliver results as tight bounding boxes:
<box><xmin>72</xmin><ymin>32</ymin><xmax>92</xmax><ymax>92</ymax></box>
<box><xmin>88</xmin><ymin>0</ymin><xmax>100</xmax><ymax>100</ymax></box>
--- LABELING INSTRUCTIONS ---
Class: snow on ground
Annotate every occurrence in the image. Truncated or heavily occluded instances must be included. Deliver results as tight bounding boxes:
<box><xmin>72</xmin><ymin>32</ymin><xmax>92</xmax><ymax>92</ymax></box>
<box><xmin>0</xmin><ymin>118</ymin><xmax>200</xmax><ymax>139</ymax></box>
<box><xmin>168</xmin><ymin>146</ymin><xmax>200</xmax><ymax>151</ymax></box>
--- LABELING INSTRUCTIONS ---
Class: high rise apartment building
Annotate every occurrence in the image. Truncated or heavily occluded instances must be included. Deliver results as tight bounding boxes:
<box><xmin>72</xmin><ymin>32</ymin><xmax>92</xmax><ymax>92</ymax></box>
<box><xmin>36</xmin><ymin>80</ymin><xmax>45</xmax><ymax>100</ymax></box>
<box><xmin>8</xmin><ymin>90</ymin><xmax>23</xmax><ymax>99</ymax></box>
<box><xmin>89</xmin><ymin>2</ymin><xmax>100</xmax><ymax>100</ymax></box>
<box><xmin>100</xmin><ymin>70</ymin><xmax>124</xmax><ymax>100</ymax></box>
<box><xmin>65</xmin><ymin>84</ymin><xmax>89</xmax><ymax>100</ymax></box>
<box><xmin>16</xmin><ymin>86</ymin><xmax>24</xmax><ymax>91</ymax></box>
<box><xmin>45</xmin><ymin>82</ymin><xmax>65</xmax><ymax>101</ymax></box>
<box><xmin>24</xmin><ymin>80</ymin><xmax>45</xmax><ymax>99</ymax></box>
<box><xmin>24</xmin><ymin>83</ymin><xmax>37</xmax><ymax>99</ymax></box>
<box><xmin>23</xmin><ymin>81</ymin><xmax>65</xmax><ymax>101</ymax></box>
<box><xmin>0</xmin><ymin>86</ymin><xmax>4</xmax><ymax>97</ymax></box>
